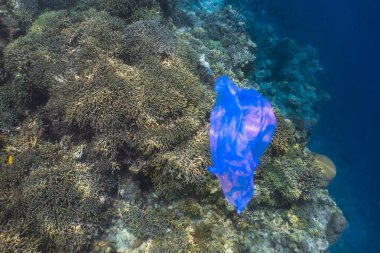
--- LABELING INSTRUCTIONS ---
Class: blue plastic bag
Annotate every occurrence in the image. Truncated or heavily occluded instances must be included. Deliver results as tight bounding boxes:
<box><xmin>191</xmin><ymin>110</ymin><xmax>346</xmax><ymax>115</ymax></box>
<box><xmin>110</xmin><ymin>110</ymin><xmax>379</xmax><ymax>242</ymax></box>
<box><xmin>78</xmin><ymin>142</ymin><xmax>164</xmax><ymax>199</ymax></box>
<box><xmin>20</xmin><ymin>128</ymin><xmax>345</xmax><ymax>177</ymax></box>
<box><xmin>208</xmin><ymin>76</ymin><xmax>277</xmax><ymax>213</ymax></box>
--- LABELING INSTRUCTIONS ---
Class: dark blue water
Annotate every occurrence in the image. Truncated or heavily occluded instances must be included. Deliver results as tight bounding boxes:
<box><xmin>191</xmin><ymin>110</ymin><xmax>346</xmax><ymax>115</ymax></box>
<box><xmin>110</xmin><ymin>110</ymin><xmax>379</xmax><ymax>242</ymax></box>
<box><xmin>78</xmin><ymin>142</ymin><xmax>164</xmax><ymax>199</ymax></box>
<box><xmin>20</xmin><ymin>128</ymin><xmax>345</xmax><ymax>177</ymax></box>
<box><xmin>241</xmin><ymin>0</ymin><xmax>380</xmax><ymax>252</ymax></box>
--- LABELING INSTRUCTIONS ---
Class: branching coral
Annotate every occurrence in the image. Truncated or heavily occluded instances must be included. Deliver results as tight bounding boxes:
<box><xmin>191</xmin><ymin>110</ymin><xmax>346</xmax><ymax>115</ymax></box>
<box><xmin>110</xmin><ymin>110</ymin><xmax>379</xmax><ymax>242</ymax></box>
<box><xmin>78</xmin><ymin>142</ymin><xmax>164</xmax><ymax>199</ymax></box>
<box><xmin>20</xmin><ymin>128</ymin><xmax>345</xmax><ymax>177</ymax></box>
<box><xmin>267</xmin><ymin>110</ymin><xmax>303</xmax><ymax>156</ymax></box>
<box><xmin>149</xmin><ymin>125</ymin><xmax>216</xmax><ymax>198</ymax></box>
<box><xmin>3</xmin><ymin>36</ymin><xmax>53</xmax><ymax>110</ymax></box>
<box><xmin>0</xmin><ymin>224</ymin><xmax>42</xmax><ymax>253</ymax></box>
<box><xmin>121</xmin><ymin>205</ymin><xmax>170</xmax><ymax>239</ymax></box>
<box><xmin>22</xmin><ymin>162</ymin><xmax>106</xmax><ymax>251</ymax></box>
<box><xmin>53</xmin><ymin>56</ymin><xmax>211</xmax><ymax>158</ymax></box>
<box><xmin>255</xmin><ymin>154</ymin><xmax>321</xmax><ymax>206</ymax></box>
<box><xmin>6</xmin><ymin>0</ymin><xmax>39</xmax><ymax>27</ymax></box>
<box><xmin>0</xmin><ymin>116</ymin><xmax>112</xmax><ymax>252</ymax></box>
<box><xmin>97</xmin><ymin>0</ymin><xmax>159</xmax><ymax>19</ymax></box>
<box><xmin>1</xmin><ymin>6</ymin><xmax>213</xmax><ymax>205</ymax></box>
<box><xmin>123</xmin><ymin>19</ymin><xmax>177</xmax><ymax>64</ymax></box>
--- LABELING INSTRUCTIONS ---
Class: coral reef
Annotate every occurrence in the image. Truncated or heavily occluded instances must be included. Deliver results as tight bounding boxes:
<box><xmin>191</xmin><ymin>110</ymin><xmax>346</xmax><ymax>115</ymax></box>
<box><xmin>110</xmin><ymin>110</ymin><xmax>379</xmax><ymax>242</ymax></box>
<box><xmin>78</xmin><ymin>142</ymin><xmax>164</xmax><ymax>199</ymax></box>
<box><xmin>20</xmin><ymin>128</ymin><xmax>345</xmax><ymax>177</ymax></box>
<box><xmin>0</xmin><ymin>117</ymin><xmax>113</xmax><ymax>251</ymax></box>
<box><xmin>149</xmin><ymin>125</ymin><xmax>215</xmax><ymax>198</ymax></box>
<box><xmin>240</xmin><ymin>190</ymin><xmax>345</xmax><ymax>253</ymax></box>
<box><xmin>175</xmin><ymin>4</ymin><xmax>256</xmax><ymax>82</ymax></box>
<box><xmin>255</xmin><ymin>153</ymin><xmax>321</xmax><ymax>206</ymax></box>
<box><xmin>22</xmin><ymin>162</ymin><xmax>105</xmax><ymax>251</ymax></box>
<box><xmin>0</xmin><ymin>224</ymin><xmax>41</xmax><ymax>253</ymax></box>
<box><xmin>123</xmin><ymin>19</ymin><xmax>177</xmax><ymax>64</ymax></box>
<box><xmin>97</xmin><ymin>0</ymin><xmax>159</xmax><ymax>19</ymax></box>
<box><xmin>249</xmin><ymin>24</ymin><xmax>329</xmax><ymax>125</ymax></box>
<box><xmin>6</xmin><ymin>0</ymin><xmax>39</xmax><ymax>28</ymax></box>
<box><xmin>0</xmin><ymin>1</ymin><xmax>345</xmax><ymax>252</ymax></box>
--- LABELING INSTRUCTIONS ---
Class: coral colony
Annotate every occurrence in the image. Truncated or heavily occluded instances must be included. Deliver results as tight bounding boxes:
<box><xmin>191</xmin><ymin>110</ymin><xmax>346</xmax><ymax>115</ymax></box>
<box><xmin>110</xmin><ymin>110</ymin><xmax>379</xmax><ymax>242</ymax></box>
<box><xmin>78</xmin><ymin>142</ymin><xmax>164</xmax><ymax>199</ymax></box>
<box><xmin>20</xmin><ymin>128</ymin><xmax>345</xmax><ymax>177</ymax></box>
<box><xmin>0</xmin><ymin>1</ymin><xmax>346</xmax><ymax>252</ymax></box>
<box><xmin>208</xmin><ymin>76</ymin><xmax>277</xmax><ymax>213</ymax></box>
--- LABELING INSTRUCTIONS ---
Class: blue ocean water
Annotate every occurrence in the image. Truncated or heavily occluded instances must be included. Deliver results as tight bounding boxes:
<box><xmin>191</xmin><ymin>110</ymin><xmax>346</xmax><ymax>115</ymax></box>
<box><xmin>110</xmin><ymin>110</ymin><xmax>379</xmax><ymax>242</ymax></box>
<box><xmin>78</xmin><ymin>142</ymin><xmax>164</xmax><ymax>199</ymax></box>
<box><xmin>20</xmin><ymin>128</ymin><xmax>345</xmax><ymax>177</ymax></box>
<box><xmin>244</xmin><ymin>0</ymin><xmax>380</xmax><ymax>252</ymax></box>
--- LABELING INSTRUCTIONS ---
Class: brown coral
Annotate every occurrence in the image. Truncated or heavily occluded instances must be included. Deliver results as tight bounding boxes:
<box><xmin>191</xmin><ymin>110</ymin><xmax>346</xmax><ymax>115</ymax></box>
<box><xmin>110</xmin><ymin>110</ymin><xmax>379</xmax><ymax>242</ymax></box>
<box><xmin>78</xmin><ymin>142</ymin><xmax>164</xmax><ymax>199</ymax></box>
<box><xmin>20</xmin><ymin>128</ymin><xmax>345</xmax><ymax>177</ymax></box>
<box><xmin>313</xmin><ymin>153</ymin><xmax>336</xmax><ymax>187</ymax></box>
<box><xmin>123</xmin><ymin>19</ymin><xmax>177</xmax><ymax>64</ymax></box>
<box><xmin>149</xmin><ymin>125</ymin><xmax>215</xmax><ymax>198</ymax></box>
<box><xmin>22</xmin><ymin>162</ymin><xmax>106</xmax><ymax>251</ymax></box>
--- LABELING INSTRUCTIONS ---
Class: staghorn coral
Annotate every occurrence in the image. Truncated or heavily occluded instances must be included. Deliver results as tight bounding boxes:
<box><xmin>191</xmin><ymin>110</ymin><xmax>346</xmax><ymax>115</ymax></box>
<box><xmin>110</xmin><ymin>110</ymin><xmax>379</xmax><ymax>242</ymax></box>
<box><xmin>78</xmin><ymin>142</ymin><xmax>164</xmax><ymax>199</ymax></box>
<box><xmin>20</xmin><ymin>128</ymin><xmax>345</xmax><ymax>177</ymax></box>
<box><xmin>6</xmin><ymin>0</ymin><xmax>39</xmax><ymax>28</ymax></box>
<box><xmin>54</xmin><ymin>56</ymin><xmax>211</xmax><ymax>157</ymax></box>
<box><xmin>97</xmin><ymin>0</ymin><xmax>159</xmax><ymax>19</ymax></box>
<box><xmin>0</xmin><ymin>224</ymin><xmax>42</xmax><ymax>253</ymax></box>
<box><xmin>22</xmin><ymin>160</ymin><xmax>107</xmax><ymax>252</ymax></box>
<box><xmin>148</xmin><ymin>125</ymin><xmax>216</xmax><ymax>198</ymax></box>
<box><xmin>0</xmin><ymin>118</ymin><xmax>52</xmax><ymax>226</ymax></box>
<box><xmin>123</xmin><ymin>19</ymin><xmax>177</xmax><ymax>64</ymax></box>
<box><xmin>0</xmin><ymin>116</ymin><xmax>113</xmax><ymax>252</ymax></box>
<box><xmin>148</xmin><ymin>232</ymin><xmax>188</xmax><ymax>253</ymax></box>
<box><xmin>255</xmin><ymin>152</ymin><xmax>321</xmax><ymax>206</ymax></box>
<box><xmin>267</xmin><ymin>110</ymin><xmax>304</xmax><ymax>156</ymax></box>
<box><xmin>2</xmin><ymin>34</ymin><xmax>54</xmax><ymax>110</ymax></box>
<box><xmin>121</xmin><ymin>205</ymin><xmax>170</xmax><ymax>239</ymax></box>
<box><xmin>38</xmin><ymin>0</ymin><xmax>79</xmax><ymax>9</ymax></box>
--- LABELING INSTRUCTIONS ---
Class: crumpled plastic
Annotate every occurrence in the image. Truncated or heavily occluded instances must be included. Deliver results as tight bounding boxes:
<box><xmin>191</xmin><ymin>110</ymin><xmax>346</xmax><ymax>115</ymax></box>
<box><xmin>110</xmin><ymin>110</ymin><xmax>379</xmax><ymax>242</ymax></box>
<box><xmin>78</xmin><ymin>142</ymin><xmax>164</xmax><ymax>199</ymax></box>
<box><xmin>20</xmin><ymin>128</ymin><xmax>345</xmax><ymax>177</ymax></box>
<box><xmin>208</xmin><ymin>76</ymin><xmax>277</xmax><ymax>213</ymax></box>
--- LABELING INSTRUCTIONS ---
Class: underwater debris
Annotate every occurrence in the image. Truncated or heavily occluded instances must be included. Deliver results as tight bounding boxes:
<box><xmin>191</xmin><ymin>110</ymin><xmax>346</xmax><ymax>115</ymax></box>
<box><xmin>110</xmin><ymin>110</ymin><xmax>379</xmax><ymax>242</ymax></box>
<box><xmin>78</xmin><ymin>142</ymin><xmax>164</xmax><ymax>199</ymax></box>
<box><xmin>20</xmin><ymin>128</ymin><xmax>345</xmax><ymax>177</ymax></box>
<box><xmin>208</xmin><ymin>76</ymin><xmax>276</xmax><ymax>213</ymax></box>
<box><xmin>0</xmin><ymin>1</ymin><xmax>346</xmax><ymax>251</ymax></box>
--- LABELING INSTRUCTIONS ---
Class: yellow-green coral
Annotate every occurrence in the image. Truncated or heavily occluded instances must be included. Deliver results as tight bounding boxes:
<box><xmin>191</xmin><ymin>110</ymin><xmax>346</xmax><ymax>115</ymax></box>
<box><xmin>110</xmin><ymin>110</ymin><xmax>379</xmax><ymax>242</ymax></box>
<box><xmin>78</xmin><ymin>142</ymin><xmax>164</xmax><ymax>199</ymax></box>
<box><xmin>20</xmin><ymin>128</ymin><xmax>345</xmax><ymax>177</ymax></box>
<box><xmin>0</xmin><ymin>121</ymin><xmax>113</xmax><ymax>252</ymax></box>
<box><xmin>123</xmin><ymin>19</ymin><xmax>177</xmax><ymax>64</ymax></box>
<box><xmin>255</xmin><ymin>154</ymin><xmax>321</xmax><ymax>206</ymax></box>
<box><xmin>0</xmin><ymin>224</ymin><xmax>41</xmax><ymax>253</ymax></box>
<box><xmin>149</xmin><ymin>125</ymin><xmax>216</xmax><ymax>198</ymax></box>
<box><xmin>2</xmin><ymin>9</ymin><xmax>212</xmax><ymax>162</ymax></box>
<box><xmin>21</xmin><ymin>161</ymin><xmax>105</xmax><ymax>251</ymax></box>
<box><xmin>121</xmin><ymin>205</ymin><xmax>170</xmax><ymax>239</ymax></box>
<box><xmin>97</xmin><ymin>0</ymin><xmax>159</xmax><ymax>20</ymax></box>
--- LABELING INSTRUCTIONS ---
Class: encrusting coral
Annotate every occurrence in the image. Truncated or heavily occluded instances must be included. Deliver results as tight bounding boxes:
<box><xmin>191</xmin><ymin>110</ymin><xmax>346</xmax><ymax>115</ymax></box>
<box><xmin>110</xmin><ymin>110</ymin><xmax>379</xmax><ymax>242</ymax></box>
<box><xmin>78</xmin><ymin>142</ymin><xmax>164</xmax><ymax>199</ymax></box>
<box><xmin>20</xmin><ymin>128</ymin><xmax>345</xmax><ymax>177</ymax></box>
<box><xmin>313</xmin><ymin>153</ymin><xmax>337</xmax><ymax>187</ymax></box>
